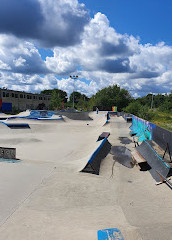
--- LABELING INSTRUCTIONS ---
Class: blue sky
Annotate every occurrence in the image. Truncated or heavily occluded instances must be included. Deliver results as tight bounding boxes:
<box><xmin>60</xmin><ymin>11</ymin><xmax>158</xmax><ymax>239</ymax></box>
<box><xmin>82</xmin><ymin>0</ymin><xmax>172</xmax><ymax>45</ymax></box>
<box><xmin>0</xmin><ymin>0</ymin><xmax>172</xmax><ymax>98</ymax></box>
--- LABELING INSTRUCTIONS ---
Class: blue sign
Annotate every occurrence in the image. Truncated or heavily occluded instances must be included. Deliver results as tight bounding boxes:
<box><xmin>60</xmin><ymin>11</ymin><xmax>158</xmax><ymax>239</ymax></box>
<box><xmin>97</xmin><ymin>228</ymin><xmax>124</xmax><ymax>240</ymax></box>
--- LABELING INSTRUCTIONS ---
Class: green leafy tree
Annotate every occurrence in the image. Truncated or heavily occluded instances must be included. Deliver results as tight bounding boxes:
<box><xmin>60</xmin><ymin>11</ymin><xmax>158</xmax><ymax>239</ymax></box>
<box><xmin>93</xmin><ymin>85</ymin><xmax>132</xmax><ymax>111</ymax></box>
<box><xmin>124</xmin><ymin>101</ymin><xmax>142</xmax><ymax>116</ymax></box>
<box><xmin>40</xmin><ymin>89</ymin><xmax>53</xmax><ymax>95</ymax></box>
<box><xmin>69</xmin><ymin>92</ymin><xmax>89</xmax><ymax>109</ymax></box>
<box><xmin>69</xmin><ymin>91</ymin><xmax>82</xmax><ymax>105</ymax></box>
<box><xmin>41</xmin><ymin>89</ymin><xmax>68</xmax><ymax>110</ymax></box>
<box><xmin>138</xmin><ymin>105</ymin><xmax>153</xmax><ymax>121</ymax></box>
<box><xmin>51</xmin><ymin>91</ymin><xmax>62</xmax><ymax>109</ymax></box>
<box><xmin>41</xmin><ymin>89</ymin><xmax>68</xmax><ymax>103</ymax></box>
<box><xmin>87</xmin><ymin>96</ymin><xmax>95</xmax><ymax>111</ymax></box>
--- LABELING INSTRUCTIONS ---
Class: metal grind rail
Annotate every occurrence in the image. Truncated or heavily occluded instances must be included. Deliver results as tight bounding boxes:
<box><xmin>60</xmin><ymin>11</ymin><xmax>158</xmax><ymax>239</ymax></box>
<box><xmin>156</xmin><ymin>170</ymin><xmax>172</xmax><ymax>188</ymax></box>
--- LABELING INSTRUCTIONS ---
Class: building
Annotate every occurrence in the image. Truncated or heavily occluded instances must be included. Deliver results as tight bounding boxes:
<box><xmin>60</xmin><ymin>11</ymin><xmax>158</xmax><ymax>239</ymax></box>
<box><xmin>0</xmin><ymin>88</ymin><xmax>51</xmax><ymax>112</ymax></box>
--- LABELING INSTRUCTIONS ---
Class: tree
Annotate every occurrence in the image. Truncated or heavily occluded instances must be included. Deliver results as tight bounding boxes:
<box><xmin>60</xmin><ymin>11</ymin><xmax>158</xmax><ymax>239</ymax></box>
<box><xmin>41</xmin><ymin>89</ymin><xmax>68</xmax><ymax>110</ymax></box>
<box><xmin>124</xmin><ymin>101</ymin><xmax>142</xmax><ymax>116</ymax></box>
<box><xmin>69</xmin><ymin>92</ymin><xmax>89</xmax><ymax>109</ymax></box>
<box><xmin>51</xmin><ymin>91</ymin><xmax>62</xmax><ymax>109</ymax></box>
<box><xmin>41</xmin><ymin>89</ymin><xmax>68</xmax><ymax>103</ymax></box>
<box><xmin>124</xmin><ymin>101</ymin><xmax>153</xmax><ymax>121</ymax></box>
<box><xmin>92</xmin><ymin>85</ymin><xmax>132</xmax><ymax>111</ymax></box>
<box><xmin>69</xmin><ymin>91</ymin><xmax>82</xmax><ymax>105</ymax></box>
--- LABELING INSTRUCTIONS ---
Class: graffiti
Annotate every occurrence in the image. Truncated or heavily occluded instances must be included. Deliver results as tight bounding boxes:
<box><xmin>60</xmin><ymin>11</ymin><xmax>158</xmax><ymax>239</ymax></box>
<box><xmin>0</xmin><ymin>147</ymin><xmax>16</xmax><ymax>159</ymax></box>
<box><xmin>129</xmin><ymin>115</ymin><xmax>171</xmax><ymax>153</ymax></box>
<box><xmin>97</xmin><ymin>228</ymin><xmax>124</xmax><ymax>240</ymax></box>
<box><xmin>130</xmin><ymin>115</ymin><xmax>156</xmax><ymax>142</ymax></box>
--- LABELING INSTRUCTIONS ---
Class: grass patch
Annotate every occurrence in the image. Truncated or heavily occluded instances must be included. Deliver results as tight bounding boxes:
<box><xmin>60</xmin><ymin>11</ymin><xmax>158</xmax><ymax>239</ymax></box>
<box><xmin>150</xmin><ymin>111</ymin><xmax>172</xmax><ymax>132</ymax></box>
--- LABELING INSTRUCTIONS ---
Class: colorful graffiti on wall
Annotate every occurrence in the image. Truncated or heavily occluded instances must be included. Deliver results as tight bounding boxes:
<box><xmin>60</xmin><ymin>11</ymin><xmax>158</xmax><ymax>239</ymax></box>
<box><xmin>112</xmin><ymin>106</ymin><xmax>117</xmax><ymax>112</ymax></box>
<box><xmin>130</xmin><ymin>115</ymin><xmax>156</xmax><ymax>142</ymax></box>
<box><xmin>128</xmin><ymin>114</ymin><xmax>172</xmax><ymax>155</ymax></box>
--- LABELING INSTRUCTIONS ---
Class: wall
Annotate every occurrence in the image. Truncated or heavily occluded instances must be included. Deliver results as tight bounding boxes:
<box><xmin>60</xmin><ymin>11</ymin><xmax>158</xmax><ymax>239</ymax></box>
<box><xmin>131</xmin><ymin>115</ymin><xmax>172</xmax><ymax>153</ymax></box>
<box><xmin>0</xmin><ymin>89</ymin><xmax>51</xmax><ymax>111</ymax></box>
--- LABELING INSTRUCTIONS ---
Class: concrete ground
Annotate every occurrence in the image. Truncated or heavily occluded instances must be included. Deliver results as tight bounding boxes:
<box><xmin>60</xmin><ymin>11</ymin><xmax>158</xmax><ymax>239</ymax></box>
<box><xmin>0</xmin><ymin>112</ymin><xmax>172</xmax><ymax>240</ymax></box>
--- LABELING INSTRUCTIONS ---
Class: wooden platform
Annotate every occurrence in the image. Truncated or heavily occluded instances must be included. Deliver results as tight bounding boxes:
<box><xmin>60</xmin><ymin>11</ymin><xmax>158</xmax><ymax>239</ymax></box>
<box><xmin>131</xmin><ymin>149</ymin><xmax>147</xmax><ymax>170</ymax></box>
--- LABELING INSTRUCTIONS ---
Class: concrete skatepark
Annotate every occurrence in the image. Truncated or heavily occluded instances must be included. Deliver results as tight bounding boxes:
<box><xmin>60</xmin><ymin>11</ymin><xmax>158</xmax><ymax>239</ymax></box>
<box><xmin>0</xmin><ymin>111</ymin><xmax>172</xmax><ymax>240</ymax></box>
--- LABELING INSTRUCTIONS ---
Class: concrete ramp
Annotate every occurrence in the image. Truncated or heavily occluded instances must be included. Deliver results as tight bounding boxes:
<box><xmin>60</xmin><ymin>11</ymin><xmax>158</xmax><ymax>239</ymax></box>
<box><xmin>62</xmin><ymin>114</ymin><xmax>107</xmax><ymax>128</ymax></box>
<box><xmin>0</xmin><ymin>121</ymin><xmax>11</xmax><ymax>133</ymax></box>
<box><xmin>81</xmin><ymin>137</ymin><xmax>111</xmax><ymax>175</ymax></box>
<box><xmin>136</xmin><ymin>140</ymin><xmax>171</xmax><ymax>181</ymax></box>
<box><xmin>56</xmin><ymin>111</ymin><xmax>93</xmax><ymax>120</ymax></box>
<box><xmin>16</xmin><ymin>110</ymin><xmax>31</xmax><ymax>117</ymax></box>
<box><xmin>4</xmin><ymin>123</ymin><xmax>30</xmax><ymax>129</ymax></box>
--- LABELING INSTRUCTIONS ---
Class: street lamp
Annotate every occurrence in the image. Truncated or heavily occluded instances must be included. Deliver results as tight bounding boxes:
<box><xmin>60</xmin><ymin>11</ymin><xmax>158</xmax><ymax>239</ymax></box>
<box><xmin>70</xmin><ymin>75</ymin><xmax>78</xmax><ymax>109</ymax></box>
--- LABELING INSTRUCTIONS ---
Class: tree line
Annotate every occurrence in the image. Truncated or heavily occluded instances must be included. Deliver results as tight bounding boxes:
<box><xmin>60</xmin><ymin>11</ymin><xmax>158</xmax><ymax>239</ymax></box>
<box><xmin>41</xmin><ymin>86</ymin><xmax>172</xmax><ymax>131</ymax></box>
<box><xmin>41</xmin><ymin>85</ymin><xmax>133</xmax><ymax>111</ymax></box>
<box><xmin>123</xmin><ymin>92</ymin><xmax>172</xmax><ymax>120</ymax></box>
<box><xmin>41</xmin><ymin>87</ymin><xmax>172</xmax><ymax>116</ymax></box>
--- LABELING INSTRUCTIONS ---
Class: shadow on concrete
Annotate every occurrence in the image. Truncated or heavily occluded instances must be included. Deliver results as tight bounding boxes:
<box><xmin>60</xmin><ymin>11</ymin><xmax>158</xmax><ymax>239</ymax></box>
<box><xmin>110</xmin><ymin>146</ymin><xmax>133</xmax><ymax>168</ymax></box>
<box><xmin>118</xmin><ymin>137</ymin><xmax>132</xmax><ymax>145</ymax></box>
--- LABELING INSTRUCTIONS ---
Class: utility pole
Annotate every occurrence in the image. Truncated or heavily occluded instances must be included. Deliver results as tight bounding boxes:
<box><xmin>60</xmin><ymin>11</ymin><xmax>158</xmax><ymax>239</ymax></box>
<box><xmin>70</xmin><ymin>75</ymin><xmax>78</xmax><ymax>109</ymax></box>
<box><xmin>151</xmin><ymin>93</ymin><xmax>153</xmax><ymax>109</ymax></box>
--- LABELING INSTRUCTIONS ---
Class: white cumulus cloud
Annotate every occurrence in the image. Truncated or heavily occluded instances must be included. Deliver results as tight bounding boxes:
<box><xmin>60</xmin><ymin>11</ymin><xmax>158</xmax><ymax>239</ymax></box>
<box><xmin>0</xmin><ymin>1</ymin><xmax>171</xmax><ymax>98</ymax></box>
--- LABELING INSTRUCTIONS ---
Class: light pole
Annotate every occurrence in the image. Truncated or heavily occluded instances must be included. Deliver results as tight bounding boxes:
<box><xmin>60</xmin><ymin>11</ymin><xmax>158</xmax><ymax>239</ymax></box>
<box><xmin>70</xmin><ymin>75</ymin><xmax>78</xmax><ymax>109</ymax></box>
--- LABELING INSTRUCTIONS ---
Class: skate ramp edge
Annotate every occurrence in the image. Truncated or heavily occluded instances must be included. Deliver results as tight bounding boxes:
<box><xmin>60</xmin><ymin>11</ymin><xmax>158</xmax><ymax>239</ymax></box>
<box><xmin>56</xmin><ymin>111</ymin><xmax>93</xmax><ymax>120</ymax></box>
<box><xmin>7</xmin><ymin>115</ymin><xmax>63</xmax><ymax>121</ymax></box>
<box><xmin>81</xmin><ymin>137</ymin><xmax>111</xmax><ymax>175</ymax></box>
<box><xmin>0</xmin><ymin>121</ymin><xmax>30</xmax><ymax>129</ymax></box>
<box><xmin>135</xmin><ymin>140</ymin><xmax>172</xmax><ymax>182</ymax></box>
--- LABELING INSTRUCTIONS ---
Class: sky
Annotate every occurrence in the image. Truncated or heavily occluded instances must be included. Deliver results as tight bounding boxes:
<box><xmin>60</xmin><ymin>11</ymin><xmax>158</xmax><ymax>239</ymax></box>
<box><xmin>0</xmin><ymin>0</ymin><xmax>172</xmax><ymax>98</ymax></box>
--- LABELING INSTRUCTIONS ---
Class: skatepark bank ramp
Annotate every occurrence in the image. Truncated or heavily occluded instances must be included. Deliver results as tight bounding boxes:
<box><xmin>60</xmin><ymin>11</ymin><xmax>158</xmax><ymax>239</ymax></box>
<box><xmin>56</xmin><ymin>111</ymin><xmax>93</xmax><ymax>120</ymax></box>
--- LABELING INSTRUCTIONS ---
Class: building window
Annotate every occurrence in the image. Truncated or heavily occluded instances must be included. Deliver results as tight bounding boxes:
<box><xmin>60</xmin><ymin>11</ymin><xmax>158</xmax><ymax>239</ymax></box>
<box><xmin>24</xmin><ymin>95</ymin><xmax>26</xmax><ymax>98</ymax></box>
<box><xmin>6</xmin><ymin>93</ymin><xmax>9</xmax><ymax>97</ymax></box>
<box><xmin>15</xmin><ymin>94</ymin><xmax>18</xmax><ymax>98</ymax></box>
<box><xmin>3</xmin><ymin>92</ymin><xmax>5</xmax><ymax>97</ymax></box>
<box><xmin>27</xmin><ymin>95</ymin><xmax>29</xmax><ymax>99</ymax></box>
<box><xmin>44</xmin><ymin>97</ymin><xmax>46</xmax><ymax>100</ymax></box>
<box><xmin>12</xmin><ymin>93</ymin><xmax>14</xmax><ymax>97</ymax></box>
<box><xmin>30</xmin><ymin>96</ymin><xmax>32</xmax><ymax>99</ymax></box>
<box><xmin>20</xmin><ymin>94</ymin><xmax>23</xmax><ymax>98</ymax></box>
